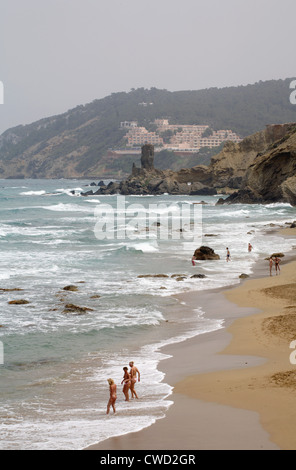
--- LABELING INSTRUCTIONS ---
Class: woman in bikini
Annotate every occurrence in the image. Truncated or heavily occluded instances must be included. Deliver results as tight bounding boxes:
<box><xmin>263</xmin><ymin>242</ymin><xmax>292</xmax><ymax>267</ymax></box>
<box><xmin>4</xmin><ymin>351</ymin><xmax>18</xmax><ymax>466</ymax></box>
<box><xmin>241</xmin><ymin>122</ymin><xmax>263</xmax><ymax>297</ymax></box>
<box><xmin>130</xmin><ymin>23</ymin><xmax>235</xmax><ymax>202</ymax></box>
<box><xmin>106</xmin><ymin>378</ymin><xmax>117</xmax><ymax>414</ymax></box>
<box><xmin>269</xmin><ymin>257</ymin><xmax>273</xmax><ymax>276</ymax></box>
<box><xmin>274</xmin><ymin>256</ymin><xmax>281</xmax><ymax>275</ymax></box>
<box><xmin>121</xmin><ymin>367</ymin><xmax>131</xmax><ymax>401</ymax></box>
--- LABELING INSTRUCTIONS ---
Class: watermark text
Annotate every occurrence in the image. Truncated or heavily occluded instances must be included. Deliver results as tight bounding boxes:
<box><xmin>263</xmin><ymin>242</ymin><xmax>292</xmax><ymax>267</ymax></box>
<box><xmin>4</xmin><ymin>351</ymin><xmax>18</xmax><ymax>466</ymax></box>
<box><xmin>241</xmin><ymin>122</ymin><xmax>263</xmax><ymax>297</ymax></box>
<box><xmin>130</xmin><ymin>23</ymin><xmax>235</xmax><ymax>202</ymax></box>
<box><xmin>289</xmin><ymin>340</ymin><xmax>296</xmax><ymax>364</ymax></box>
<box><xmin>0</xmin><ymin>341</ymin><xmax>3</xmax><ymax>365</ymax></box>
<box><xmin>93</xmin><ymin>196</ymin><xmax>202</xmax><ymax>249</ymax></box>
<box><xmin>289</xmin><ymin>80</ymin><xmax>296</xmax><ymax>105</ymax></box>
<box><xmin>0</xmin><ymin>81</ymin><xmax>3</xmax><ymax>104</ymax></box>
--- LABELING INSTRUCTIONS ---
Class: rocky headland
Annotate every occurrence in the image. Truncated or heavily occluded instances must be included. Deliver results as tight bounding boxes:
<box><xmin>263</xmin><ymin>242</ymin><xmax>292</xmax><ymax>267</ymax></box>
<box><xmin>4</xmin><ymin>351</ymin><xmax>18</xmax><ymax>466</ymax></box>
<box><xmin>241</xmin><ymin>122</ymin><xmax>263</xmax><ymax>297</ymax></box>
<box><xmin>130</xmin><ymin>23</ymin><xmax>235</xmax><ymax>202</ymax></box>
<box><xmin>217</xmin><ymin>124</ymin><xmax>296</xmax><ymax>205</ymax></box>
<box><xmin>82</xmin><ymin>123</ymin><xmax>296</xmax><ymax>205</ymax></box>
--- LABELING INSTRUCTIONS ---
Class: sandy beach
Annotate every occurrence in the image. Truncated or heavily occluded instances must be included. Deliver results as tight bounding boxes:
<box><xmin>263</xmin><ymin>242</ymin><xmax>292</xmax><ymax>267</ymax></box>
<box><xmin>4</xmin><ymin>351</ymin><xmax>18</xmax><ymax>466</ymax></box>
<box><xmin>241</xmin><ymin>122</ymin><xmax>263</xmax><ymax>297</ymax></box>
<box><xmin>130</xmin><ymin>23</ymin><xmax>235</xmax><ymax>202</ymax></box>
<box><xmin>86</xmin><ymin>227</ymin><xmax>296</xmax><ymax>451</ymax></box>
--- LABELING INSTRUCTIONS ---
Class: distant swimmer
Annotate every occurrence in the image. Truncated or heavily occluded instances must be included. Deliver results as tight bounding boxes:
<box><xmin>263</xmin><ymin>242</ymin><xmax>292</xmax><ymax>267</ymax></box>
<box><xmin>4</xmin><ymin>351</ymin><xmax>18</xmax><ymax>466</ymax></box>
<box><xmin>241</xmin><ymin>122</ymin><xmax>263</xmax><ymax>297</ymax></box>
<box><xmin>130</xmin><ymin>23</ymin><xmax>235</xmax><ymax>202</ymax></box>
<box><xmin>129</xmin><ymin>361</ymin><xmax>140</xmax><ymax>399</ymax></box>
<box><xmin>274</xmin><ymin>256</ymin><xmax>281</xmax><ymax>275</ymax></box>
<box><xmin>248</xmin><ymin>243</ymin><xmax>253</xmax><ymax>252</ymax></box>
<box><xmin>106</xmin><ymin>378</ymin><xmax>117</xmax><ymax>414</ymax></box>
<box><xmin>269</xmin><ymin>257</ymin><xmax>273</xmax><ymax>276</ymax></box>
<box><xmin>121</xmin><ymin>367</ymin><xmax>131</xmax><ymax>402</ymax></box>
<box><xmin>226</xmin><ymin>247</ymin><xmax>231</xmax><ymax>262</ymax></box>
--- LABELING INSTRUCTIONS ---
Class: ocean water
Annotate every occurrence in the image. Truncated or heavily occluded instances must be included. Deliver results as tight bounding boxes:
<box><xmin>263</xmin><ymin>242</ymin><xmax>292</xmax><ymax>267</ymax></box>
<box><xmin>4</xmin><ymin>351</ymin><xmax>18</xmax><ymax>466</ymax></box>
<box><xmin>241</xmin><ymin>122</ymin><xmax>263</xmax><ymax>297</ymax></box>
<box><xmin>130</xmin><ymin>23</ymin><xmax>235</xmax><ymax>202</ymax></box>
<box><xmin>0</xmin><ymin>179</ymin><xmax>295</xmax><ymax>450</ymax></box>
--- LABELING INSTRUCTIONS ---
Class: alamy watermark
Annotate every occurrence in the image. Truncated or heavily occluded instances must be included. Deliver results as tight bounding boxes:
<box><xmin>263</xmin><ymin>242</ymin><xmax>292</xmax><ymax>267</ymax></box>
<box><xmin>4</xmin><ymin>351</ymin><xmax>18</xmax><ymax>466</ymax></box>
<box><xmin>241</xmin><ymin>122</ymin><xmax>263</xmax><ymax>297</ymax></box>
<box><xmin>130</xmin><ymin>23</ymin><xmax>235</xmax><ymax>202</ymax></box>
<box><xmin>0</xmin><ymin>81</ymin><xmax>3</xmax><ymax>104</ymax></box>
<box><xmin>93</xmin><ymin>196</ymin><xmax>202</xmax><ymax>248</ymax></box>
<box><xmin>0</xmin><ymin>341</ymin><xmax>3</xmax><ymax>365</ymax></box>
<box><xmin>289</xmin><ymin>340</ymin><xmax>296</xmax><ymax>364</ymax></box>
<box><xmin>289</xmin><ymin>80</ymin><xmax>296</xmax><ymax>105</ymax></box>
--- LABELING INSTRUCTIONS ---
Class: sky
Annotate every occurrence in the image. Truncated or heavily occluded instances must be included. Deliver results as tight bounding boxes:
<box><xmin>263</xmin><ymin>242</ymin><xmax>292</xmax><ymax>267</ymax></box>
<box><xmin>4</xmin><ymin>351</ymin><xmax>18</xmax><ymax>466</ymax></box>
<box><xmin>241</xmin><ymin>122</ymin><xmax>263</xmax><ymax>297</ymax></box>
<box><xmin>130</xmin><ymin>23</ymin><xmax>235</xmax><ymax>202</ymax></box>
<box><xmin>0</xmin><ymin>0</ymin><xmax>295</xmax><ymax>134</ymax></box>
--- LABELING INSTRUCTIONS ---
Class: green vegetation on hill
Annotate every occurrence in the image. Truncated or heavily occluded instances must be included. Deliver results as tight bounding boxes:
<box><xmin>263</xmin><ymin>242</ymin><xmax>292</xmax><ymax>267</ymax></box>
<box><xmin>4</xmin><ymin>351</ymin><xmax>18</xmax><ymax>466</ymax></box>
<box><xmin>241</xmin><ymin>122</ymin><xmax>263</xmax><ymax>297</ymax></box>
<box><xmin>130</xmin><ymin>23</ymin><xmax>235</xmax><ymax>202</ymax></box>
<box><xmin>0</xmin><ymin>78</ymin><xmax>295</xmax><ymax>178</ymax></box>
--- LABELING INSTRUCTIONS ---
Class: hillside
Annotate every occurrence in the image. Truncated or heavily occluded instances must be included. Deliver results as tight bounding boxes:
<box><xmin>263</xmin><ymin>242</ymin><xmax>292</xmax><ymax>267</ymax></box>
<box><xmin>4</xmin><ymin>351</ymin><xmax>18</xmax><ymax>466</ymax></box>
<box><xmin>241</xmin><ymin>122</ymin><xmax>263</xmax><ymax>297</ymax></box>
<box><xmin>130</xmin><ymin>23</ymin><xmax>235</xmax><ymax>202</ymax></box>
<box><xmin>0</xmin><ymin>78</ymin><xmax>295</xmax><ymax>179</ymax></box>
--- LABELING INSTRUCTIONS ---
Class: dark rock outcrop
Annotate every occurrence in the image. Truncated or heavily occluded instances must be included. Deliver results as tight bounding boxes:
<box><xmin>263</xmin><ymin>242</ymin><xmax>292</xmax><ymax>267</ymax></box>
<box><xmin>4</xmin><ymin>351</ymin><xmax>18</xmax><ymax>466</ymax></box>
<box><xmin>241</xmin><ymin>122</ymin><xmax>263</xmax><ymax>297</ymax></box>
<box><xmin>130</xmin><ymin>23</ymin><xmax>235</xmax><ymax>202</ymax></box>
<box><xmin>193</xmin><ymin>246</ymin><xmax>220</xmax><ymax>260</ymax></box>
<box><xmin>63</xmin><ymin>285</ymin><xmax>79</xmax><ymax>291</ymax></box>
<box><xmin>63</xmin><ymin>303</ymin><xmax>93</xmax><ymax>314</ymax></box>
<box><xmin>81</xmin><ymin>144</ymin><xmax>216</xmax><ymax>197</ymax></box>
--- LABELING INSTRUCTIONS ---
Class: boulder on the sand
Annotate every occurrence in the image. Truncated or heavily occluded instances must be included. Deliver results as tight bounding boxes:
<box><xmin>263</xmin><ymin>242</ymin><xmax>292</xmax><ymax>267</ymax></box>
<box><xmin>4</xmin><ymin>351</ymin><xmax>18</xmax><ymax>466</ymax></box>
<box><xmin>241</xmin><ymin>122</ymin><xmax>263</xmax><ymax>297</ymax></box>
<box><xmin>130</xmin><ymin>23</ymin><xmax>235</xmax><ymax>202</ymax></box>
<box><xmin>193</xmin><ymin>246</ymin><xmax>220</xmax><ymax>260</ymax></box>
<box><xmin>8</xmin><ymin>299</ymin><xmax>30</xmax><ymax>305</ymax></box>
<box><xmin>290</xmin><ymin>221</ymin><xmax>296</xmax><ymax>228</ymax></box>
<box><xmin>270</xmin><ymin>253</ymin><xmax>285</xmax><ymax>258</ymax></box>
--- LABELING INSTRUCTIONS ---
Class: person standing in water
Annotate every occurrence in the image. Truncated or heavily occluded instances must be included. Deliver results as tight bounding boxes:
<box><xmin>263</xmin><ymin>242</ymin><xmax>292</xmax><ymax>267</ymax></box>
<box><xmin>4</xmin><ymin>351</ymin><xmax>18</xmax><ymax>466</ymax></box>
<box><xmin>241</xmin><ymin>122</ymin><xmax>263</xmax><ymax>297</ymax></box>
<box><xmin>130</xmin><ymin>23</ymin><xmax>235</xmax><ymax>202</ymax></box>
<box><xmin>121</xmin><ymin>367</ymin><xmax>131</xmax><ymax>401</ymax></box>
<box><xmin>248</xmin><ymin>243</ymin><xmax>253</xmax><ymax>252</ymax></box>
<box><xmin>274</xmin><ymin>256</ymin><xmax>281</xmax><ymax>275</ymax></box>
<box><xmin>269</xmin><ymin>257</ymin><xmax>273</xmax><ymax>276</ymax></box>
<box><xmin>129</xmin><ymin>361</ymin><xmax>140</xmax><ymax>399</ymax></box>
<box><xmin>106</xmin><ymin>378</ymin><xmax>117</xmax><ymax>414</ymax></box>
<box><xmin>226</xmin><ymin>247</ymin><xmax>231</xmax><ymax>262</ymax></box>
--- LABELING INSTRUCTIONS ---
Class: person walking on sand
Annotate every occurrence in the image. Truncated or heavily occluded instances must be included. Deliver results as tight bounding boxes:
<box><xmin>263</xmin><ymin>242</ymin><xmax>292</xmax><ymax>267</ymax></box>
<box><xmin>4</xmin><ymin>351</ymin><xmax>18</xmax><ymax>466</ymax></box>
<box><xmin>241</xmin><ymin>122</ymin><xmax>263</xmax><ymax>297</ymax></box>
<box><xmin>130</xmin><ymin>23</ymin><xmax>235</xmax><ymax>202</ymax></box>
<box><xmin>274</xmin><ymin>256</ymin><xmax>281</xmax><ymax>275</ymax></box>
<box><xmin>226</xmin><ymin>247</ymin><xmax>231</xmax><ymax>262</ymax></box>
<box><xmin>121</xmin><ymin>367</ymin><xmax>131</xmax><ymax>401</ymax></box>
<box><xmin>269</xmin><ymin>257</ymin><xmax>273</xmax><ymax>276</ymax></box>
<box><xmin>106</xmin><ymin>378</ymin><xmax>117</xmax><ymax>414</ymax></box>
<box><xmin>129</xmin><ymin>361</ymin><xmax>140</xmax><ymax>399</ymax></box>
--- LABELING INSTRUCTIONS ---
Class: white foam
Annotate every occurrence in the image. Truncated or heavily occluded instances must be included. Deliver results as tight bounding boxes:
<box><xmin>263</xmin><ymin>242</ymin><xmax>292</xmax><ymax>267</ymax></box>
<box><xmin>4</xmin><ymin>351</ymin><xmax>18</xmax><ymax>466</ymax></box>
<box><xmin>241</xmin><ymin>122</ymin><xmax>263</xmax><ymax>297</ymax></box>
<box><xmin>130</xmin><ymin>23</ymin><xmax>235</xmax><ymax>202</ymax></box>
<box><xmin>44</xmin><ymin>203</ymin><xmax>92</xmax><ymax>213</ymax></box>
<box><xmin>20</xmin><ymin>190</ymin><xmax>46</xmax><ymax>196</ymax></box>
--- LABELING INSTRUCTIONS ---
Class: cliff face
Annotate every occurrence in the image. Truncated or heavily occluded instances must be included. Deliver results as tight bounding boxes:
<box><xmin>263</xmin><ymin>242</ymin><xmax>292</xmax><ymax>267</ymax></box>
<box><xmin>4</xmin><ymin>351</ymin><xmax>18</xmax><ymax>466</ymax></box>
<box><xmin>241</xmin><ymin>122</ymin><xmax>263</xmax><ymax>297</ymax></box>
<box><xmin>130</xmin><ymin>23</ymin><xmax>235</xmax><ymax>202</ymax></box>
<box><xmin>175</xmin><ymin>123</ymin><xmax>296</xmax><ymax>190</ymax></box>
<box><xmin>221</xmin><ymin>125</ymin><xmax>296</xmax><ymax>205</ymax></box>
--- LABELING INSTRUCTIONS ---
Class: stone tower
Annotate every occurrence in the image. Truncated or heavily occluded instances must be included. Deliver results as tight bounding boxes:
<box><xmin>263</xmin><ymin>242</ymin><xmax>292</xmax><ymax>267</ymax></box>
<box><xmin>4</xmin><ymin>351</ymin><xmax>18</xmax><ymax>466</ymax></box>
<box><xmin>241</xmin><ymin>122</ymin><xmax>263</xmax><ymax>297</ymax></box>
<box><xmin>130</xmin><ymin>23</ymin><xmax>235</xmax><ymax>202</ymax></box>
<box><xmin>141</xmin><ymin>144</ymin><xmax>154</xmax><ymax>170</ymax></box>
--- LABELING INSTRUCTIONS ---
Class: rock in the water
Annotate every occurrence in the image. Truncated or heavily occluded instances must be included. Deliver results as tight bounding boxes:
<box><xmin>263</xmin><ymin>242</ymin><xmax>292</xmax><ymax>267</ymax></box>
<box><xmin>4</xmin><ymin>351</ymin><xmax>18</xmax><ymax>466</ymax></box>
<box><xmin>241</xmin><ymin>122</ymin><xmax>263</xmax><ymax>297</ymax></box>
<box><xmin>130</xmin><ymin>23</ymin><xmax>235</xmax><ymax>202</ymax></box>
<box><xmin>193</xmin><ymin>246</ymin><xmax>220</xmax><ymax>260</ymax></box>
<box><xmin>138</xmin><ymin>274</ymin><xmax>169</xmax><ymax>278</ymax></box>
<box><xmin>239</xmin><ymin>273</ymin><xmax>249</xmax><ymax>279</ymax></box>
<box><xmin>8</xmin><ymin>299</ymin><xmax>30</xmax><ymax>305</ymax></box>
<box><xmin>63</xmin><ymin>285</ymin><xmax>79</xmax><ymax>291</ymax></box>
<box><xmin>0</xmin><ymin>288</ymin><xmax>23</xmax><ymax>292</ymax></box>
<box><xmin>190</xmin><ymin>274</ymin><xmax>207</xmax><ymax>278</ymax></box>
<box><xmin>63</xmin><ymin>304</ymin><xmax>93</xmax><ymax>314</ymax></box>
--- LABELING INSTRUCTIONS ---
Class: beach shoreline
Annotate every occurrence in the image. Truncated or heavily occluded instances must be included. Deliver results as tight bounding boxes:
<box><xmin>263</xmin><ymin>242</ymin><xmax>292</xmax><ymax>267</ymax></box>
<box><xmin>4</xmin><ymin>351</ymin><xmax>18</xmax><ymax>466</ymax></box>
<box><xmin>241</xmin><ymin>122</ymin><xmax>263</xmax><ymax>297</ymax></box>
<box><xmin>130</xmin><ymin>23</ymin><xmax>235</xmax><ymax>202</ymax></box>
<box><xmin>86</xmin><ymin>227</ymin><xmax>296</xmax><ymax>451</ymax></box>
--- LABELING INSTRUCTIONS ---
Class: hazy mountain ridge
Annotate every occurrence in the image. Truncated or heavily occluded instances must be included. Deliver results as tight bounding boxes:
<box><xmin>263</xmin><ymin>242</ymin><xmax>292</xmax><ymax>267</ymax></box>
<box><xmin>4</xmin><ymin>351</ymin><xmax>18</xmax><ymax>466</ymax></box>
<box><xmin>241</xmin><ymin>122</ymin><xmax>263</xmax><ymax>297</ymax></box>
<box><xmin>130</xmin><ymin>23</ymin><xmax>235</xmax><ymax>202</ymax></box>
<box><xmin>0</xmin><ymin>78</ymin><xmax>295</xmax><ymax>179</ymax></box>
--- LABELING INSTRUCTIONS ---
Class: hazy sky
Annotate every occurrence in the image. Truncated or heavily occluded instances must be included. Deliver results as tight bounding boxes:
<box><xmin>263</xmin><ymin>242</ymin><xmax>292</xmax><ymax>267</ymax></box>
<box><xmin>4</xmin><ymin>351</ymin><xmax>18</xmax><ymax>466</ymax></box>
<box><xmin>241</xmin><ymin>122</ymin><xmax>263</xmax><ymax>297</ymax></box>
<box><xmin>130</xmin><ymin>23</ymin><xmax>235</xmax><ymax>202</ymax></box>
<box><xmin>0</xmin><ymin>0</ymin><xmax>295</xmax><ymax>134</ymax></box>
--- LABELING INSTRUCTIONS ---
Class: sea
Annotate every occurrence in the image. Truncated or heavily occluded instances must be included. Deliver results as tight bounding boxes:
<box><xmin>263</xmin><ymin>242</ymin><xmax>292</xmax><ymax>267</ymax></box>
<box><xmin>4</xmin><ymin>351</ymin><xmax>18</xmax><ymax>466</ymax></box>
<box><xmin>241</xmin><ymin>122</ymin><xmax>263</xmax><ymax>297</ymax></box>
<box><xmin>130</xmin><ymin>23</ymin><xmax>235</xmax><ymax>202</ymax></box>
<box><xmin>0</xmin><ymin>178</ymin><xmax>295</xmax><ymax>450</ymax></box>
